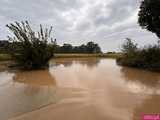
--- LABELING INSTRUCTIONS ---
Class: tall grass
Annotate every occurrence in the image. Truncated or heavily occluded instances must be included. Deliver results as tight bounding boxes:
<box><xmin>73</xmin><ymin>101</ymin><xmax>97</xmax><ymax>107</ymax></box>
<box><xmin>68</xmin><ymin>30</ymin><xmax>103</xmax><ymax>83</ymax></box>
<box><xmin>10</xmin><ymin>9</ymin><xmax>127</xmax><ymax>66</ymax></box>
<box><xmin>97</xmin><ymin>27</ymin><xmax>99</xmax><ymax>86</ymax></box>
<box><xmin>0</xmin><ymin>54</ymin><xmax>12</xmax><ymax>61</ymax></box>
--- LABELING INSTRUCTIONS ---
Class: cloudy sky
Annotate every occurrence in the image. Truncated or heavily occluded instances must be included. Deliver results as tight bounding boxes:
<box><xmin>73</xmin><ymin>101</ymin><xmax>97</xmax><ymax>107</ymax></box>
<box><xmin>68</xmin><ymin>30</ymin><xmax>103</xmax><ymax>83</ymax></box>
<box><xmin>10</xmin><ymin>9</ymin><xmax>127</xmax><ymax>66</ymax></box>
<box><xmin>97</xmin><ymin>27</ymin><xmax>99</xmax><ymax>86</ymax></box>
<box><xmin>0</xmin><ymin>0</ymin><xmax>158</xmax><ymax>52</ymax></box>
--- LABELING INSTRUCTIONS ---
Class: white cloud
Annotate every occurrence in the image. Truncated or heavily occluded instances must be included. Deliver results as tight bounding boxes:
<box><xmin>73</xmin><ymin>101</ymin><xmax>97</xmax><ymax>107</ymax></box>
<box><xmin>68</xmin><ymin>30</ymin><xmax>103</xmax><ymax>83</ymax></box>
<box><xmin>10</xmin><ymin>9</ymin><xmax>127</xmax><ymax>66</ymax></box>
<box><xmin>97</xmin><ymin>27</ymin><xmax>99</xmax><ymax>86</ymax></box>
<box><xmin>0</xmin><ymin>0</ymin><xmax>157</xmax><ymax>52</ymax></box>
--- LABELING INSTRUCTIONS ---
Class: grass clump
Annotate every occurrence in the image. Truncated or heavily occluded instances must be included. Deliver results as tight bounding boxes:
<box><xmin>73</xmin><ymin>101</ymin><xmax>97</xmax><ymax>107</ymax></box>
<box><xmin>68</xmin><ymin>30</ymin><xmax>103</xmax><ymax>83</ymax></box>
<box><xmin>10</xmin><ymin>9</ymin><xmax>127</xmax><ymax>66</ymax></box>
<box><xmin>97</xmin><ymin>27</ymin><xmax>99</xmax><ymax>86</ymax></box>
<box><xmin>6</xmin><ymin>21</ymin><xmax>55</xmax><ymax>69</ymax></box>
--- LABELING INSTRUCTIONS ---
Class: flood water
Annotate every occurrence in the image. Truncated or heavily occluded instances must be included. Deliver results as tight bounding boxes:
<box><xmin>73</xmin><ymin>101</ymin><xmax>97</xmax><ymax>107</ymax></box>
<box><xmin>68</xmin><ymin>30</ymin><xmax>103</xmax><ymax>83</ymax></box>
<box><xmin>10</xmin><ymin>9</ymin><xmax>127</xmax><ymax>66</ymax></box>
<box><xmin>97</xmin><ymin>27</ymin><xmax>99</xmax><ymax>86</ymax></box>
<box><xmin>1</xmin><ymin>58</ymin><xmax>160</xmax><ymax>120</ymax></box>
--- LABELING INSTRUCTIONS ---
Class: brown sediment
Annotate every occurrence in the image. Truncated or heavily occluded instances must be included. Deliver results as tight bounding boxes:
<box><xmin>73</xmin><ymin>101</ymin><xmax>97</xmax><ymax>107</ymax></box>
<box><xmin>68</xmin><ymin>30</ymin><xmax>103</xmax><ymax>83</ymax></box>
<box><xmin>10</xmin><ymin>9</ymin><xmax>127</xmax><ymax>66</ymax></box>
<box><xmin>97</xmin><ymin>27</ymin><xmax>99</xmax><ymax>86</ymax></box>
<box><xmin>0</xmin><ymin>61</ymin><xmax>12</xmax><ymax>72</ymax></box>
<box><xmin>0</xmin><ymin>58</ymin><xmax>160</xmax><ymax>120</ymax></box>
<box><xmin>13</xmin><ymin>70</ymin><xmax>56</xmax><ymax>86</ymax></box>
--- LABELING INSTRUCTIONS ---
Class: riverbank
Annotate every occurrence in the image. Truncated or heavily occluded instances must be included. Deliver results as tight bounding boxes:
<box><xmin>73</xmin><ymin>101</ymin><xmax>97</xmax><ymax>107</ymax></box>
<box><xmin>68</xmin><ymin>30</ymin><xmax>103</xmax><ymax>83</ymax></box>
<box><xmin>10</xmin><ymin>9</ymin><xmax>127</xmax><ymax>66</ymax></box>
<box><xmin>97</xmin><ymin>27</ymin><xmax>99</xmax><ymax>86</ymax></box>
<box><xmin>117</xmin><ymin>38</ymin><xmax>160</xmax><ymax>72</ymax></box>
<box><xmin>0</xmin><ymin>54</ymin><xmax>12</xmax><ymax>61</ymax></box>
<box><xmin>0</xmin><ymin>54</ymin><xmax>13</xmax><ymax>71</ymax></box>
<box><xmin>0</xmin><ymin>53</ymin><xmax>121</xmax><ymax>61</ymax></box>
<box><xmin>0</xmin><ymin>53</ymin><xmax>121</xmax><ymax>71</ymax></box>
<box><xmin>116</xmin><ymin>43</ymin><xmax>160</xmax><ymax>72</ymax></box>
<box><xmin>117</xmin><ymin>55</ymin><xmax>160</xmax><ymax>72</ymax></box>
<box><xmin>54</xmin><ymin>53</ymin><xmax>122</xmax><ymax>58</ymax></box>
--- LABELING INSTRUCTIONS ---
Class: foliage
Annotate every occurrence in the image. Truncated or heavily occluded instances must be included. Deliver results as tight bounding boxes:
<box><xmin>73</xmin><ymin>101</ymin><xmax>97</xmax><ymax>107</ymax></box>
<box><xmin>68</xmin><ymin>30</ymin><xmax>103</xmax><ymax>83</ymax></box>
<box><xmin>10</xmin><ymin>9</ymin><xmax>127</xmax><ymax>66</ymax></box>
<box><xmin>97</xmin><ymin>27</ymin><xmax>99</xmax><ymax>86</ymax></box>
<box><xmin>138</xmin><ymin>0</ymin><xmax>160</xmax><ymax>38</ymax></box>
<box><xmin>0</xmin><ymin>41</ymin><xmax>11</xmax><ymax>54</ymax></box>
<box><xmin>118</xmin><ymin>0</ymin><xmax>160</xmax><ymax>71</ymax></box>
<box><xmin>117</xmin><ymin>39</ymin><xmax>160</xmax><ymax>71</ymax></box>
<box><xmin>6</xmin><ymin>21</ymin><xmax>54</xmax><ymax>69</ymax></box>
<box><xmin>121</xmin><ymin>38</ymin><xmax>138</xmax><ymax>54</ymax></box>
<box><xmin>54</xmin><ymin>41</ymin><xmax>102</xmax><ymax>53</ymax></box>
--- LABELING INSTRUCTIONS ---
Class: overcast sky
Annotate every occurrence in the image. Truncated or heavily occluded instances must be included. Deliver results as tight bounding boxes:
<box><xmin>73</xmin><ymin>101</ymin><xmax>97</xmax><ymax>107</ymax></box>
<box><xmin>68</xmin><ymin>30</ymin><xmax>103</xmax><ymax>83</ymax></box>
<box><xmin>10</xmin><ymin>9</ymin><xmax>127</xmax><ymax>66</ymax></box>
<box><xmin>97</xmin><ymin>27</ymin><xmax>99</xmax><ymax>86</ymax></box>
<box><xmin>0</xmin><ymin>0</ymin><xmax>158</xmax><ymax>52</ymax></box>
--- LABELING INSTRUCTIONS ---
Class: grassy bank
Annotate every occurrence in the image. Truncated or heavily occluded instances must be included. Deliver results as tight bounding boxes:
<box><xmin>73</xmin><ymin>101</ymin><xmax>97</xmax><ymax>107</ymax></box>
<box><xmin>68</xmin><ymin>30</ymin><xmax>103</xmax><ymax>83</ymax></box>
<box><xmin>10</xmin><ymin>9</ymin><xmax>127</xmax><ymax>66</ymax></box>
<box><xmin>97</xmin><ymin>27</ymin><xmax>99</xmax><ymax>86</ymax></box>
<box><xmin>0</xmin><ymin>53</ymin><xmax>122</xmax><ymax>60</ymax></box>
<box><xmin>117</xmin><ymin>42</ymin><xmax>160</xmax><ymax>72</ymax></box>
<box><xmin>0</xmin><ymin>53</ymin><xmax>121</xmax><ymax>71</ymax></box>
<box><xmin>54</xmin><ymin>53</ymin><xmax>121</xmax><ymax>58</ymax></box>
<box><xmin>0</xmin><ymin>53</ymin><xmax>121</xmax><ymax>62</ymax></box>
<box><xmin>0</xmin><ymin>54</ymin><xmax>12</xmax><ymax>61</ymax></box>
<box><xmin>0</xmin><ymin>53</ymin><xmax>121</xmax><ymax>61</ymax></box>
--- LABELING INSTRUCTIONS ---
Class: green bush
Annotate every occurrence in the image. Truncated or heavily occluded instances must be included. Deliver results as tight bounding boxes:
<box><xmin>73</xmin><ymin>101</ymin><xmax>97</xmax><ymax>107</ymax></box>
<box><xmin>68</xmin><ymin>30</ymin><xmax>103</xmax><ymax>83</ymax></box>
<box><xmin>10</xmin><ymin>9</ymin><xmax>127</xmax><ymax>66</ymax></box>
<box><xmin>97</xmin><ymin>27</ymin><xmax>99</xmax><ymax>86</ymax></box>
<box><xmin>118</xmin><ymin>0</ymin><xmax>160</xmax><ymax>71</ymax></box>
<box><xmin>6</xmin><ymin>21</ymin><xmax>55</xmax><ymax>69</ymax></box>
<box><xmin>117</xmin><ymin>39</ymin><xmax>160</xmax><ymax>71</ymax></box>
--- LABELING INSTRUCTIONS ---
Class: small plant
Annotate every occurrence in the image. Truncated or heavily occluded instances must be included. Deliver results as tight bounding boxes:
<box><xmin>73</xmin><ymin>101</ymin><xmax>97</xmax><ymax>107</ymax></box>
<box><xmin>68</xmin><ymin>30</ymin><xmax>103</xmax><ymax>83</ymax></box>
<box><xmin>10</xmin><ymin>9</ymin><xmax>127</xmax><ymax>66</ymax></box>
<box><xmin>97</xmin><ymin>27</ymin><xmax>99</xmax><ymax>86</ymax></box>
<box><xmin>6</xmin><ymin>21</ymin><xmax>55</xmax><ymax>69</ymax></box>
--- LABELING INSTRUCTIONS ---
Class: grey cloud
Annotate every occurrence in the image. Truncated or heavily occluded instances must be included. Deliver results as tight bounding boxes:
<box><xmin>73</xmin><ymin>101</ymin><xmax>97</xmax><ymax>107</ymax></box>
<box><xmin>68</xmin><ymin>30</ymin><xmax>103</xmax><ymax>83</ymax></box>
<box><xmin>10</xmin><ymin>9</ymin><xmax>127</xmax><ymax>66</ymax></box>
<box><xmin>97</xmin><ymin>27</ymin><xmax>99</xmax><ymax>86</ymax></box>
<box><xmin>86</xmin><ymin>0</ymin><xmax>138</xmax><ymax>27</ymax></box>
<box><xmin>0</xmin><ymin>0</ymin><xmax>157</xmax><ymax>52</ymax></box>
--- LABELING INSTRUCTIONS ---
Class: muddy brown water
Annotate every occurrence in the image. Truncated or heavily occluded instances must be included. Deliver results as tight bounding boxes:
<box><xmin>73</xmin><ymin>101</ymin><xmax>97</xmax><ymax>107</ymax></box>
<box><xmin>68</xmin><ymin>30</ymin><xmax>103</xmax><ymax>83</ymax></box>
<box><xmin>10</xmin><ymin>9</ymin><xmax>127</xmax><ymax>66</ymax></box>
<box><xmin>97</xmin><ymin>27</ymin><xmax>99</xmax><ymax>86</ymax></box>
<box><xmin>0</xmin><ymin>58</ymin><xmax>160</xmax><ymax>120</ymax></box>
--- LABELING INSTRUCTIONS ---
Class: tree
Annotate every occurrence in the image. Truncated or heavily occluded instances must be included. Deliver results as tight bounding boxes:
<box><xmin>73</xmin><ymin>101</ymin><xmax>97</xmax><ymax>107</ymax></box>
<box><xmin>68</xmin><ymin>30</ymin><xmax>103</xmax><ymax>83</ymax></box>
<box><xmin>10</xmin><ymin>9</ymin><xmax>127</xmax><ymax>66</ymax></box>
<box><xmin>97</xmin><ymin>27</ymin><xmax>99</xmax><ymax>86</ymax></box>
<box><xmin>86</xmin><ymin>41</ymin><xmax>102</xmax><ymax>53</ymax></box>
<box><xmin>6</xmin><ymin>21</ymin><xmax>55</xmax><ymax>69</ymax></box>
<box><xmin>61</xmin><ymin>44</ymin><xmax>73</xmax><ymax>53</ymax></box>
<box><xmin>122</xmin><ymin>38</ymin><xmax>137</xmax><ymax>55</ymax></box>
<box><xmin>0</xmin><ymin>40</ymin><xmax>10</xmax><ymax>53</ymax></box>
<box><xmin>53</xmin><ymin>41</ymin><xmax>102</xmax><ymax>53</ymax></box>
<box><xmin>138</xmin><ymin>0</ymin><xmax>160</xmax><ymax>38</ymax></box>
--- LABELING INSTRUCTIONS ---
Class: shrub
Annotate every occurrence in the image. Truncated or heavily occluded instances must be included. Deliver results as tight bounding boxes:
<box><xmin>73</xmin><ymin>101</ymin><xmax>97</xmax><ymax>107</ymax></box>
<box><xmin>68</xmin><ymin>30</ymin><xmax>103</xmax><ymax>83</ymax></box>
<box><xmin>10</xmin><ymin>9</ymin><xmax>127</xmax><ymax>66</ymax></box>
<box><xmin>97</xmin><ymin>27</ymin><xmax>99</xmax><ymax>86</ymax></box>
<box><xmin>6</xmin><ymin>21</ymin><xmax>55</xmax><ymax>69</ymax></box>
<box><xmin>117</xmin><ymin>39</ymin><xmax>160</xmax><ymax>71</ymax></box>
<box><xmin>121</xmin><ymin>38</ymin><xmax>138</xmax><ymax>56</ymax></box>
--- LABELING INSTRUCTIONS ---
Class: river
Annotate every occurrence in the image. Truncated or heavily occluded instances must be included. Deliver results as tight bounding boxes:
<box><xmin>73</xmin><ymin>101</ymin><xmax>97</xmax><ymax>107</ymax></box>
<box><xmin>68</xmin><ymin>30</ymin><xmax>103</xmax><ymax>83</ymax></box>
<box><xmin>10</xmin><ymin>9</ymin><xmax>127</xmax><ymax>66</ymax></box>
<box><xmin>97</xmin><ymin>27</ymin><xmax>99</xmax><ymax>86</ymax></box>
<box><xmin>0</xmin><ymin>58</ymin><xmax>160</xmax><ymax>120</ymax></box>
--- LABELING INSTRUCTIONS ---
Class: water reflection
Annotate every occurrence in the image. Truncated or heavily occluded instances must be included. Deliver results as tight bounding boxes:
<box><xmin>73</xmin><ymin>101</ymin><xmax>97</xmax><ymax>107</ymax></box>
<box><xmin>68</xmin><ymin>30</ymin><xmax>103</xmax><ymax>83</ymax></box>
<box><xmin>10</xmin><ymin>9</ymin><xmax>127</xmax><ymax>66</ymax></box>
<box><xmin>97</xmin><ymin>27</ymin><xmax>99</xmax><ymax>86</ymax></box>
<box><xmin>0</xmin><ymin>70</ymin><xmax>57</xmax><ymax>120</ymax></box>
<box><xmin>50</xmin><ymin>58</ymin><xmax>100</xmax><ymax>68</ymax></box>
<box><xmin>132</xmin><ymin>95</ymin><xmax>160</xmax><ymax>120</ymax></box>
<box><xmin>120</xmin><ymin>67</ymin><xmax>160</xmax><ymax>95</ymax></box>
<box><xmin>1</xmin><ymin>59</ymin><xmax>160</xmax><ymax>120</ymax></box>
<box><xmin>120</xmin><ymin>67</ymin><xmax>160</xmax><ymax>120</ymax></box>
<box><xmin>13</xmin><ymin>70</ymin><xmax>56</xmax><ymax>86</ymax></box>
<box><xmin>0</xmin><ymin>71</ymin><xmax>14</xmax><ymax>86</ymax></box>
<box><xmin>121</xmin><ymin>67</ymin><xmax>160</xmax><ymax>87</ymax></box>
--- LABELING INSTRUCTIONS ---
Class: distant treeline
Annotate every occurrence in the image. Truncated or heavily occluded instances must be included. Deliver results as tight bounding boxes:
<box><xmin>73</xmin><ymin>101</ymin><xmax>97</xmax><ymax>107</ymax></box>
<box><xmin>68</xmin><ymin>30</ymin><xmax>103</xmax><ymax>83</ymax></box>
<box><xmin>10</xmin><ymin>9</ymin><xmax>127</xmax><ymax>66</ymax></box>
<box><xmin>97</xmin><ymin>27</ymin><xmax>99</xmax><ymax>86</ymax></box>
<box><xmin>0</xmin><ymin>40</ymin><xmax>102</xmax><ymax>54</ymax></box>
<box><xmin>0</xmin><ymin>40</ymin><xmax>11</xmax><ymax>53</ymax></box>
<box><xmin>53</xmin><ymin>41</ymin><xmax>102</xmax><ymax>53</ymax></box>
